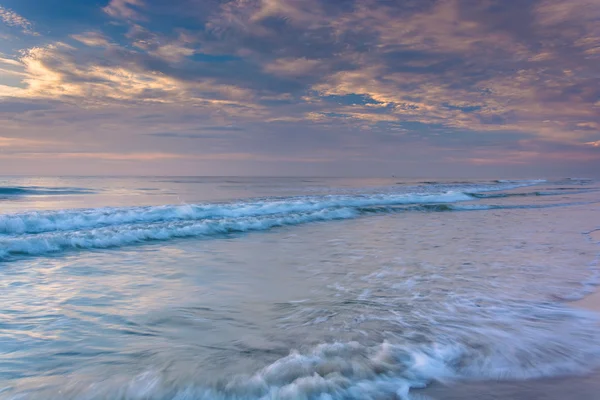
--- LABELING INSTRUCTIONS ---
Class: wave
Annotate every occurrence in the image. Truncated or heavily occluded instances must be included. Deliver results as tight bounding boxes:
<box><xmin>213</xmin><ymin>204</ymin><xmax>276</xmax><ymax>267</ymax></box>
<box><xmin>567</xmin><ymin>177</ymin><xmax>593</xmax><ymax>181</ymax></box>
<box><xmin>494</xmin><ymin>179</ymin><xmax>547</xmax><ymax>184</ymax></box>
<box><xmin>2</xmin><ymin>183</ymin><xmax>591</xmax><ymax>260</ymax></box>
<box><xmin>0</xmin><ymin>186</ymin><xmax>95</xmax><ymax>197</ymax></box>
<box><xmin>467</xmin><ymin>189</ymin><xmax>598</xmax><ymax>199</ymax></box>
<box><xmin>0</xmin><ymin>192</ymin><xmax>472</xmax><ymax>236</ymax></box>
<box><xmin>0</xmin><ymin>190</ymin><xmax>474</xmax><ymax>260</ymax></box>
<box><xmin>0</xmin><ymin>179</ymin><xmax>552</xmax><ymax>237</ymax></box>
<box><xmin>550</xmin><ymin>178</ymin><xmax>596</xmax><ymax>186</ymax></box>
<box><xmin>123</xmin><ymin>315</ymin><xmax>600</xmax><ymax>399</ymax></box>
<box><xmin>5</xmin><ymin>303</ymin><xmax>599</xmax><ymax>399</ymax></box>
<box><xmin>0</xmin><ymin>208</ymin><xmax>360</xmax><ymax>259</ymax></box>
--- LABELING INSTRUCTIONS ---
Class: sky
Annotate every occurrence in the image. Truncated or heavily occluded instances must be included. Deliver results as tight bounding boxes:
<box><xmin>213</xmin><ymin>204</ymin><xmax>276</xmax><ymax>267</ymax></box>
<box><xmin>0</xmin><ymin>0</ymin><xmax>598</xmax><ymax>177</ymax></box>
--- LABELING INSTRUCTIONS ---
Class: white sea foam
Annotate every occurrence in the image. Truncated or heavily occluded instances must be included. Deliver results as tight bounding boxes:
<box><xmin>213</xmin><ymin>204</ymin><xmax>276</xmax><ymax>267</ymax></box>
<box><xmin>6</xmin><ymin>304</ymin><xmax>600</xmax><ymax>400</ymax></box>
<box><xmin>0</xmin><ymin>192</ymin><xmax>472</xmax><ymax>236</ymax></box>
<box><xmin>1</xmin><ymin>177</ymin><xmax>549</xmax><ymax>237</ymax></box>
<box><xmin>0</xmin><ymin>179</ymin><xmax>580</xmax><ymax>260</ymax></box>
<box><xmin>0</xmin><ymin>208</ymin><xmax>360</xmax><ymax>259</ymax></box>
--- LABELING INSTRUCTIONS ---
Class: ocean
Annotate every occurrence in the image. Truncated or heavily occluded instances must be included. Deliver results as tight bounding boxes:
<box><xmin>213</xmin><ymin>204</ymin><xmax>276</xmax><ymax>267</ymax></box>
<box><xmin>0</xmin><ymin>176</ymin><xmax>599</xmax><ymax>399</ymax></box>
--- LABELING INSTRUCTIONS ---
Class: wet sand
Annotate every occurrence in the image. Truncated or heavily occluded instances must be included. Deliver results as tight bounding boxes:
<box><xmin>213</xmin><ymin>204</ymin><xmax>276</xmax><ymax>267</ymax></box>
<box><xmin>419</xmin><ymin>290</ymin><xmax>600</xmax><ymax>400</ymax></box>
<box><xmin>574</xmin><ymin>286</ymin><xmax>600</xmax><ymax>312</ymax></box>
<box><xmin>420</xmin><ymin>373</ymin><xmax>600</xmax><ymax>400</ymax></box>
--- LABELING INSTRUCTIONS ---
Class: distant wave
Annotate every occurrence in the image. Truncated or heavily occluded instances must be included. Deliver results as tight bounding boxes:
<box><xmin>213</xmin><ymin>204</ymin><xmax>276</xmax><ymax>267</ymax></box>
<box><xmin>414</xmin><ymin>201</ymin><xmax>598</xmax><ymax>212</ymax></box>
<box><xmin>0</xmin><ymin>186</ymin><xmax>95</xmax><ymax>197</ymax></box>
<box><xmin>467</xmin><ymin>189</ymin><xmax>598</xmax><ymax>199</ymax></box>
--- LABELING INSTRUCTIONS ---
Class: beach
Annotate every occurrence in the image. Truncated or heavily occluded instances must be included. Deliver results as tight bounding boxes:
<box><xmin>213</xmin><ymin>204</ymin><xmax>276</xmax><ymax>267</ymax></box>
<box><xmin>421</xmin><ymin>296</ymin><xmax>600</xmax><ymax>400</ymax></box>
<box><xmin>422</xmin><ymin>229</ymin><xmax>600</xmax><ymax>400</ymax></box>
<box><xmin>574</xmin><ymin>285</ymin><xmax>600</xmax><ymax>312</ymax></box>
<box><xmin>1</xmin><ymin>176</ymin><xmax>599</xmax><ymax>399</ymax></box>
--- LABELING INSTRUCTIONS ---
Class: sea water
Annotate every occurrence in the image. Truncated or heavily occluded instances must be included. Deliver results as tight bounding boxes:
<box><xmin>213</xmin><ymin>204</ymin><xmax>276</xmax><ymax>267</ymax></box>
<box><xmin>0</xmin><ymin>176</ymin><xmax>599</xmax><ymax>399</ymax></box>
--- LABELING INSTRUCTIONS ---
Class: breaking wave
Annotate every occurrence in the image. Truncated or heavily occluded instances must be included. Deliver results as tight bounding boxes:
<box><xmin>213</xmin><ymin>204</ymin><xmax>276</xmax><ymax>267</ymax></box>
<box><xmin>0</xmin><ymin>192</ymin><xmax>472</xmax><ymax>236</ymax></box>
<box><xmin>0</xmin><ymin>191</ymin><xmax>475</xmax><ymax>260</ymax></box>
<box><xmin>1</xmin><ymin>182</ymin><xmax>588</xmax><ymax>261</ymax></box>
<box><xmin>5</xmin><ymin>302</ymin><xmax>600</xmax><ymax>400</ymax></box>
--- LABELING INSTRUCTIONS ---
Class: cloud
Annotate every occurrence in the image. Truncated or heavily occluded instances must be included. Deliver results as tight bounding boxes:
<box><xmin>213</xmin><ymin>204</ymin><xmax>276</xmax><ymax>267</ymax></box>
<box><xmin>144</xmin><ymin>126</ymin><xmax>245</xmax><ymax>140</ymax></box>
<box><xmin>126</xmin><ymin>25</ymin><xmax>198</xmax><ymax>62</ymax></box>
<box><xmin>71</xmin><ymin>32</ymin><xmax>113</xmax><ymax>48</ymax></box>
<box><xmin>0</xmin><ymin>136</ymin><xmax>57</xmax><ymax>149</ymax></box>
<box><xmin>0</xmin><ymin>150</ymin><xmax>330</xmax><ymax>163</ymax></box>
<box><xmin>0</xmin><ymin>151</ymin><xmax>190</xmax><ymax>161</ymax></box>
<box><xmin>150</xmin><ymin>43</ymin><xmax>195</xmax><ymax>61</ymax></box>
<box><xmin>200</xmin><ymin>125</ymin><xmax>245</xmax><ymax>131</ymax></box>
<box><xmin>146</xmin><ymin>132</ymin><xmax>207</xmax><ymax>139</ymax></box>
<box><xmin>5</xmin><ymin>0</ymin><xmax>599</xmax><ymax>139</ymax></box>
<box><xmin>450</xmin><ymin>140</ymin><xmax>600</xmax><ymax>166</ymax></box>
<box><xmin>0</xmin><ymin>137</ymin><xmax>35</xmax><ymax>147</ymax></box>
<box><xmin>0</xmin><ymin>0</ymin><xmax>599</xmax><ymax>175</ymax></box>
<box><xmin>0</xmin><ymin>100</ymin><xmax>55</xmax><ymax>113</ymax></box>
<box><xmin>51</xmin><ymin>152</ymin><xmax>189</xmax><ymax>161</ymax></box>
<box><xmin>103</xmin><ymin>0</ymin><xmax>146</xmax><ymax>20</ymax></box>
<box><xmin>0</xmin><ymin>5</ymin><xmax>37</xmax><ymax>35</ymax></box>
<box><xmin>264</xmin><ymin>58</ymin><xmax>322</xmax><ymax>77</ymax></box>
<box><xmin>0</xmin><ymin>55</ymin><xmax>22</xmax><ymax>67</ymax></box>
<box><xmin>0</xmin><ymin>54</ymin><xmax>26</xmax><ymax>79</ymax></box>
<box><xmin>7</xmin><ymin>42</ymin><xmax>261</xmax><ymax>119</ymax></box>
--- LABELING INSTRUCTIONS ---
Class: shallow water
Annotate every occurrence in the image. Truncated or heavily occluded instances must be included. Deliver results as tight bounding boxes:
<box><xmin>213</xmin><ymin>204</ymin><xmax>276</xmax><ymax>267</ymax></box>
<box><xmin>1</xmin><ymin>176</ymin><xmax>599</xmax><ymax>399</ymax></box>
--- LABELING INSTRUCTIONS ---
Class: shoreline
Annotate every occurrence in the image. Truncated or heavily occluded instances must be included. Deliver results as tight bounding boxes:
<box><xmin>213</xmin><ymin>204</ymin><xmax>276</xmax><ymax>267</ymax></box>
<box><xmin>572</xmin><ymin>288</ymin><xmax>600</xmax><ymax>313</ymax></box>
<box><xmin>418</xmin><ymin>286</ymin><xmax>600</xmax><ymax>399</ymax></box>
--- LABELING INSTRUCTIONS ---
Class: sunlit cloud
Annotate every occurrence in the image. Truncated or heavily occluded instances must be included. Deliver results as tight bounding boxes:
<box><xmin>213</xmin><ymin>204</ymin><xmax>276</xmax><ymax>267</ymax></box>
<box><xmin>6</xmin><ymin>43</ymin><xmax>259</xmax><ymax>117</ymax></box>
